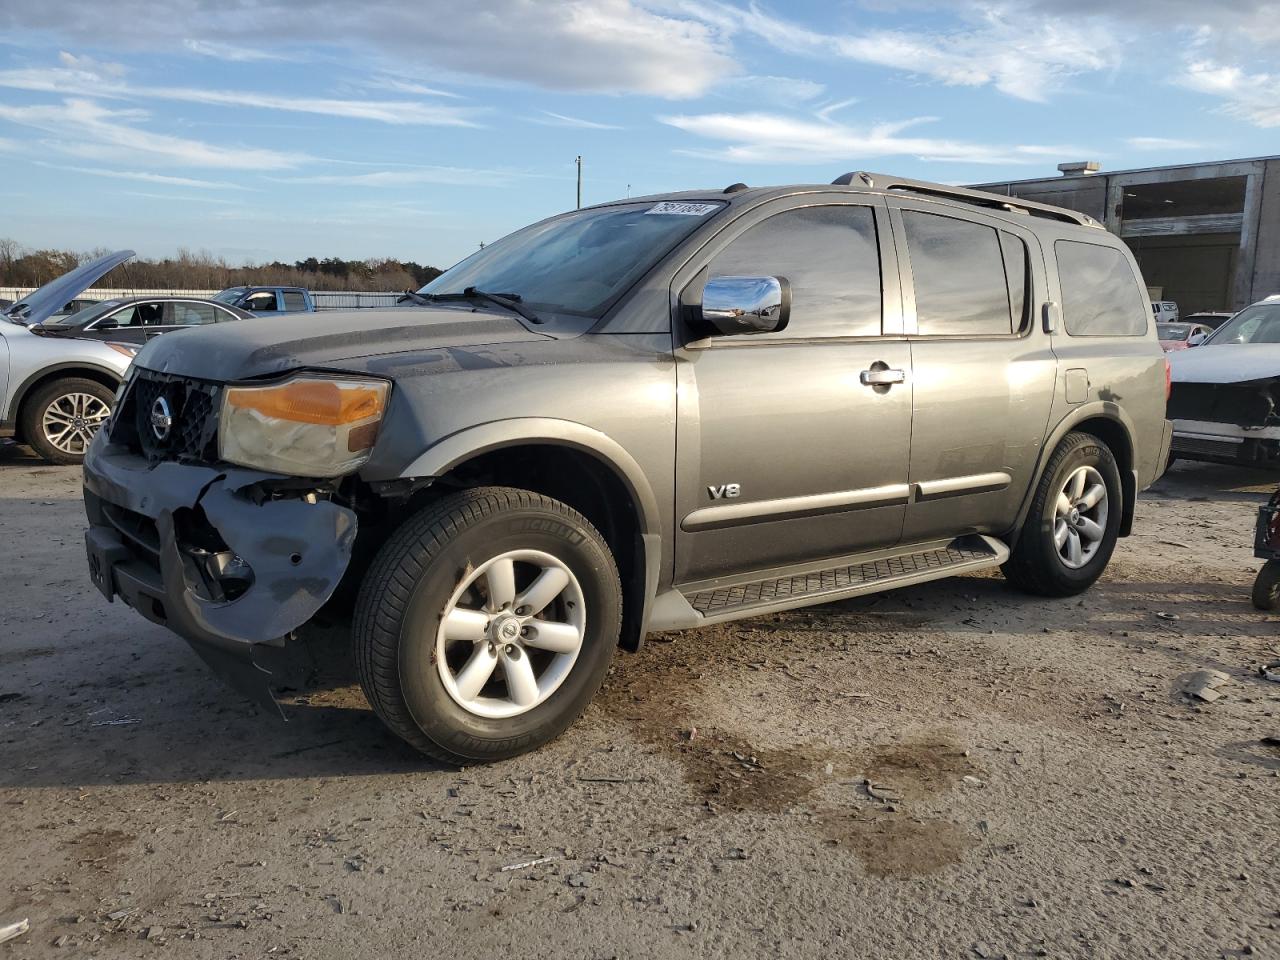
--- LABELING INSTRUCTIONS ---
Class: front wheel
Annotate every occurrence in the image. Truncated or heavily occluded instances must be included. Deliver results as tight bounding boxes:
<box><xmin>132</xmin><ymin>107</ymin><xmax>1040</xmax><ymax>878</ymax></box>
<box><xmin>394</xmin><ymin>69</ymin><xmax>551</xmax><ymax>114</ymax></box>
<box><xmin>353</xmin><ymin>487</ymin><xmax>621</xmax><ymax>764</ymax></box>
<box><xmin>1003</xmin><ymin>432</ymin><xmax>1123</xmax><ymax>597</ymax></box>
<box><xmin>21</xmin><ymin>377</ymin><xmax>115</xmax><ymax>465</ymax></box>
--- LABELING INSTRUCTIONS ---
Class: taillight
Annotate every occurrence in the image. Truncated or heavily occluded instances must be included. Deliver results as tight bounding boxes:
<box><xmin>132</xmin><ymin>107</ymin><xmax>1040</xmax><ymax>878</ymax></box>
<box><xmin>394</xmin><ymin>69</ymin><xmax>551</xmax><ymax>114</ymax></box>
<box><xmin>1165</xmin><ymin>357</ymin><xmax>1172</xmax><ymax>401</ymax></box>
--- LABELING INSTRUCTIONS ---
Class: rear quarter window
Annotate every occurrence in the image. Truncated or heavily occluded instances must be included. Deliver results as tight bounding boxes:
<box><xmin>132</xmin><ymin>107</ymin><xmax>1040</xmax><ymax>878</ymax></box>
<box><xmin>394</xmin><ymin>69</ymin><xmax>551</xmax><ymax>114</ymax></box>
<box><xmin>1056</xmin><ymin>241</ymin><xmax>1148</xmax><ymax>337</ymax></box>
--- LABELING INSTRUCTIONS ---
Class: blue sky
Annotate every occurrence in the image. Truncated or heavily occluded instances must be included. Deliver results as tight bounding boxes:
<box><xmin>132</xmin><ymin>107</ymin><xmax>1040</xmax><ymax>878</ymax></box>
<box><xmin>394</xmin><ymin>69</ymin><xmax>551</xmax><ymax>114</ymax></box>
<box><xmin>1</xmin><ymin>0</ymin><xmax>1278</xmax><ymax>270</ymax></box>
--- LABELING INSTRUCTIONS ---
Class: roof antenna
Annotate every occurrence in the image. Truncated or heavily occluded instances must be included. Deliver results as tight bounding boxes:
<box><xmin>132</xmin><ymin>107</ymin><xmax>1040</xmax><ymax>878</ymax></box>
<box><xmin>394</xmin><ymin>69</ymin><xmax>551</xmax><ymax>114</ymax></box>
<box><xmin>723</xmin><ymin>182</ymin><xmax>749</xmax><ymax>193</ymax></box>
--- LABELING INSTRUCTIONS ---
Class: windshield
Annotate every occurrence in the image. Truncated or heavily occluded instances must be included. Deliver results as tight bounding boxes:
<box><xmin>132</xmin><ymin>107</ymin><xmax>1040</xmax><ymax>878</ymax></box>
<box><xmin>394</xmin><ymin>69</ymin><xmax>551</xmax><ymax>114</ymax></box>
<box><xmin>213</xmin><ymin>287</ymin><xmax>246</xmax><ymax>304</ymax></box>
<box><xmin>1157</xmin><ymin>323</ymin><xmax>1192</xmax><ymax>341</ymax></box>
<box><xmin>42</xmin><ymin>299</ymin><xmax>125</xmax><ymax>326</ymax></box>
<box><xmin>418</xmin><ymin>200</ymin><xmax>726</xmax><ymax>318</ymax></box>
<box><xmin>1203</xmin><ymin>303</ymin><xmax>1280</xmax><ymax>345</ymax></box>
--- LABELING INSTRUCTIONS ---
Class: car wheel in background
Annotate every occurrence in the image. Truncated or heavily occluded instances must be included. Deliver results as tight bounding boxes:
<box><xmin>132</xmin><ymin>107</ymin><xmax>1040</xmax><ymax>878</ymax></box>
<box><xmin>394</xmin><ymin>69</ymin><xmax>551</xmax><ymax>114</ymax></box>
<box><xmin>21</xmin><ymin>377</ymin><xmax>115</xmax><ymax>465</ymax></box>
<box><xmin>1003</xmin><ymin>431</ymin><xmax>1123</xmax><ymax>597</ymax></box>
<box><xmin>353</xmin><ymin>486</ymin><xmax>621</xmax><ymax>764</ymax></box>
<box><xmin>1251</xmin><ymin>560</ymin><xmax>1280</xmax><ymax>611</ymax></box>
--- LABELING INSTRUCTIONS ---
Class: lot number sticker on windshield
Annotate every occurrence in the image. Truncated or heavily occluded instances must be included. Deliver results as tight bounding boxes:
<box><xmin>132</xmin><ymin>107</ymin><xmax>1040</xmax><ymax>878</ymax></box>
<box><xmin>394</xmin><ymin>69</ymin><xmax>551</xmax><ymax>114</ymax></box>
<box><xmin>645</xmin><ymin>201</ymin><xmax>720</xmax><ymax>216</ymax></box>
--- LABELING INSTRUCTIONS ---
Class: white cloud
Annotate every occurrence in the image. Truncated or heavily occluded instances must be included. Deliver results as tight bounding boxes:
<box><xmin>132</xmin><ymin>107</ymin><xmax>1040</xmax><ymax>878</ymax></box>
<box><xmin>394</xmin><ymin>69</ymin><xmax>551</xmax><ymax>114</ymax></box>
<box><xmin>364</xmin><ymin>76</ymin><xmax>463</xmax><ymax>99</ymax></box>
<box><xmin>32</xmin><ymin>161</ymin><xmax>250</xmax><ymax>189</ymax></box>
<box><xmin>273</xmin><ymin>166</ymin><xmax>531</xmax><ymax>187</ymax></box>
<box><xmin>1180</xmin><ymin>59</ymin><xmax>1280</xmax><ymax>127</ymax></box>
<box><xmin>1</xmin><ymin>0</ymin><xmax>738</xmax><ymax>98</ymax></box>
<box><xmin>683</xmin><ymin>1</ymin><xmax>1122</xmax><ymax>102</ymax></box>
<box><xmin>715</xmin><ymin>74</ymin><xmax>826</xmax><ymax>106</ymax></box>
<box><xmin>0</xmin><ymin>60</ymin><xmax>483</xmax><ymax>127</ymax></box>
<box><xmin>660</xmin><ymin>109</ymin><xmax>1091</xmax><ymax>165</ymax></box>
<box><xmin>1126</xmin><ymin>136</ymin><xmax>1205</xmax><ymax>150</ymax></box>
<box><xmin>533</xmin><ymin>111</ymin><xmax>623</xmax><ymax>130</ymax></box>
<box><xmin>182</xmin><ymin>39</ymin><xmax>295</xmax><ymax>63</ymax></box>
<box><xmin>0</xmin><ymin>98</ymin><xmax>308</xmax><ymax>169</ymax></box>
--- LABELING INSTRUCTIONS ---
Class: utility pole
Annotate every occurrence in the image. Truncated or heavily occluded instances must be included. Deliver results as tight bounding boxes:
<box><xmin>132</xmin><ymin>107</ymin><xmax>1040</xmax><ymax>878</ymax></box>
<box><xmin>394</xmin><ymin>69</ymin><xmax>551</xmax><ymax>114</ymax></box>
<box><xmin>576</xmin><ymin>155</ymin><xmax>582</xmax><ymax>209</ymax></box>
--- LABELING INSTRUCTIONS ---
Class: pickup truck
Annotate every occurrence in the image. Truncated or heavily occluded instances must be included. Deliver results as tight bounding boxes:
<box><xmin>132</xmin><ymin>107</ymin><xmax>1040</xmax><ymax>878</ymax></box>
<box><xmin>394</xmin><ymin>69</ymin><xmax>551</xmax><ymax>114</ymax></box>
<box><xmin>212</xmin><ymin>286</ymin><xmax>314</xmax><ymax>316</ymax></box>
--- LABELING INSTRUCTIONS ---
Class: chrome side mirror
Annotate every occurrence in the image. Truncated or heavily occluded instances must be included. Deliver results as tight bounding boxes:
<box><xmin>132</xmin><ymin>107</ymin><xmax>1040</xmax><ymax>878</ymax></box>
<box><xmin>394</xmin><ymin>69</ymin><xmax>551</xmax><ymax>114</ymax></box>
<box><xmin>1187</xmin><ymin>333</ymin><xmax>1206</xmax><ymax>347</ymax></box>
<box><xmin>700</xmin><ymin>275</ymin><xmax>790</xmax><ymax>336</ymax></box>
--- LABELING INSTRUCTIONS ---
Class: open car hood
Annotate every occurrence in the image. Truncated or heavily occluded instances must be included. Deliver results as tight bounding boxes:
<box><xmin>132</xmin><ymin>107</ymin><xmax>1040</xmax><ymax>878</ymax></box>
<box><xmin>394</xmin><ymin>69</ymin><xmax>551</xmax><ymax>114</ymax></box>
<box><xmin>1169</xmin><ymin>343</ymin><xmax>1280</xmax><ymax>384</ymax></box>
<box><xmin>3</xmin><ymin>249</ymin><xmax>134</xmax><ymax>326</ymax></box>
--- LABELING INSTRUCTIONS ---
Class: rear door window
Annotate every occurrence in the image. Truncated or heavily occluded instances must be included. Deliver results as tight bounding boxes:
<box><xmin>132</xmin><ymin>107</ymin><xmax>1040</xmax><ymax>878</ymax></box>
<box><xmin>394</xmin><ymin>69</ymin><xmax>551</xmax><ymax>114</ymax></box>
<box><xmin>706</xmin><ymin>204</ymin><xmax>883</xmax><ymax>338</ymax></box>
<box><xmin>282</xmin><ymin>291</ymin><xmax>307</xmax><ymax>311</ymax></box>
<box><xmin>1056</xmin><ymin>241</ymin><xmax>1148</xmax><ymax>336</ymax></box>
<box><xmin>902</xmin><ymin>211</ymin><xmax>1021</xmax><ymax>336</ymax></box>
<box><xmin>170</xmin><ymin>302</ymin><xmax>219</xmax><ymax>326</ymax></box>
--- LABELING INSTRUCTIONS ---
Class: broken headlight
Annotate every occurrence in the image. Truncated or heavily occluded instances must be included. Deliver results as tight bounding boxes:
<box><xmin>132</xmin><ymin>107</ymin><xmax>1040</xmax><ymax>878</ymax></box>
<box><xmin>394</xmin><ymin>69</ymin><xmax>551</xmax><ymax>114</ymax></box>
<box><xmin>218</xmin><ymin>375</ymin><xmax>389</xmax><ymax>477</ymax></box>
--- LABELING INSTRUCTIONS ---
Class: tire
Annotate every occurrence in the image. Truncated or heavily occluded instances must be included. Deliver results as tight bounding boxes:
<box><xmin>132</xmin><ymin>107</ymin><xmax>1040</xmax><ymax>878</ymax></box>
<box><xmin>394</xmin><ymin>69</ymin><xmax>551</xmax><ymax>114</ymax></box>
<box><xmin>21</xmin><ymin>377</ymin><xmax>116</xmax><ymax>465</ymax></box>
<box><xmin>353</xmin><ymin>486</ymin><xmax>622</xmax><ymax>764</ymax></box>
<box><xmin>1252</xmin><ymin>560</ymin><xmax>1280</xmax><ymax>611</ymax></box>
<box><xmin>1003</xmin><ymin>432</ymin><xmax>1123</xmax><ymax>597</ymax></box>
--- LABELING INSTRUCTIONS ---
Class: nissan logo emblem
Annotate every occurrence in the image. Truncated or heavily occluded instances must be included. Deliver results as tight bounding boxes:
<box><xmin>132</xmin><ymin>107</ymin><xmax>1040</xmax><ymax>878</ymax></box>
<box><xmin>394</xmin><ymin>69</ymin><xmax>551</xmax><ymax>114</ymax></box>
<box><xmin>150</xmin><ymin>396</ymin><xmax>173</xmax><ymax>441</ymax></box>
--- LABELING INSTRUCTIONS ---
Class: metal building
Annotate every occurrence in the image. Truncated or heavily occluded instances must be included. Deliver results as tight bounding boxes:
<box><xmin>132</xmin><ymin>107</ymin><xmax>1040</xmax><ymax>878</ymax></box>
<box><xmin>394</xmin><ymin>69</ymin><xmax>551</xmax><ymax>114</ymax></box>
<box><xmin>970</xmin><ymin>156</ymin><xmax>1280</xmax><ymax>313</ymax></box>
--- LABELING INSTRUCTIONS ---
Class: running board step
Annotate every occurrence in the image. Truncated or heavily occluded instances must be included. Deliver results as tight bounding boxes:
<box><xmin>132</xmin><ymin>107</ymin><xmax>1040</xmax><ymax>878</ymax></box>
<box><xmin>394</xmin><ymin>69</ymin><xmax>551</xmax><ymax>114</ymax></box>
<box><xmin>681</xmin><ymin>536</ymin><xmax>1007</xmax><ymax>622</ymax></box>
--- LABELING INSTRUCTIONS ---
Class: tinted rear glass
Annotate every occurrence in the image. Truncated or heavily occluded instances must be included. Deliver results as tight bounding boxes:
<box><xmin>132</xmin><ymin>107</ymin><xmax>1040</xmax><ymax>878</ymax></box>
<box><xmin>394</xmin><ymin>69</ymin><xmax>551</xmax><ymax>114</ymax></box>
<box><xmin>1056</xmin><ymin>241</ymin><xmax>1148</xmax><ymax>337</ymax></box>
<box><xmin>903</xmin><ymin>211</ymin><xmax>1015</xmax><ymax>336</ymax></box>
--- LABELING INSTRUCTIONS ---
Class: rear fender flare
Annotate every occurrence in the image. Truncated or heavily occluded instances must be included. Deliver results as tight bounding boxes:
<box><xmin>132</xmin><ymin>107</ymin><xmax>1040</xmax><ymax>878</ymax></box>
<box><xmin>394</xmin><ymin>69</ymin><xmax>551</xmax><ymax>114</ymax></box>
<box><xmin>1010</xmin><ymin>402</ymin><xmax>1140</xmax><ymax>540</ymax></box>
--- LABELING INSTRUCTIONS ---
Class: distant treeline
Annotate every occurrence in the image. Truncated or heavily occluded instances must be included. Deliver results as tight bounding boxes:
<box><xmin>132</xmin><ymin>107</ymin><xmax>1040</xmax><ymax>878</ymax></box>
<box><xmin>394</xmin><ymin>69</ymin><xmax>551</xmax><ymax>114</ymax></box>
<box><xmin>0</xmin><ymin>239</ymin><xmax>445</xmax><ymax>292</ymax></box>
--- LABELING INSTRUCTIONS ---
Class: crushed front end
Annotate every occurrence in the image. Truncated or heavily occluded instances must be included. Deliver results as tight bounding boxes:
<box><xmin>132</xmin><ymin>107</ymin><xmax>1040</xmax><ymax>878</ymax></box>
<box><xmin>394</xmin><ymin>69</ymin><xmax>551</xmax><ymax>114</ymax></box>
<box><xmin>1167</xmin><ymin>377</ymin><xmax>1280</xmax><ymax>466</ymax></box>
<box><xmin>82</xmin><ymin>368</ymin><xmax>358</xmax><ymax>715</ymax></box>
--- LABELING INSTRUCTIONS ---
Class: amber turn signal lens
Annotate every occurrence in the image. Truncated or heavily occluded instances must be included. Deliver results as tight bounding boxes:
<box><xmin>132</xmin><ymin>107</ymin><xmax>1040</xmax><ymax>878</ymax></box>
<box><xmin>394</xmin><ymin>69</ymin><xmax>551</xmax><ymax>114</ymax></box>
<box><xmin>225</xmin><ymin>377</ymin><xmax>388</xmax><ymax>425</ymax></box>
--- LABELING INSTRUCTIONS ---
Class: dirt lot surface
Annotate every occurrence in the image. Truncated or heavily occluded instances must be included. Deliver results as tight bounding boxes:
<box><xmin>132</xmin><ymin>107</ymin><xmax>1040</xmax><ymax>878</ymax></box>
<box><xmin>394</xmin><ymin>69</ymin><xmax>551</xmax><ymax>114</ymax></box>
<box><xmin>1</xmin><ymin>444</ymin><xmax>1278</xmax><ymax>959</ymax></box>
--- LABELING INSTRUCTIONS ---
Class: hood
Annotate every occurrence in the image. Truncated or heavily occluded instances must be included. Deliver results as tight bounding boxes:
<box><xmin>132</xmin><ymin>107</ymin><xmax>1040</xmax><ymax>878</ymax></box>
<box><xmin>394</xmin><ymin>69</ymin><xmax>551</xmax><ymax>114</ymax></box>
<box><xmin>1169</xmin><ymin>343</ymin><xmax>1280</xmax><ymax>384</ymax></box>
<box><xmin>136</xmin><ymin>305</ymin><xmax>549</xmax><ymax>381</ymax></box>
<box><xmin>3</xmin><ymin>250</ymin><xmax>134</xmax><ymax>326</ymax></box>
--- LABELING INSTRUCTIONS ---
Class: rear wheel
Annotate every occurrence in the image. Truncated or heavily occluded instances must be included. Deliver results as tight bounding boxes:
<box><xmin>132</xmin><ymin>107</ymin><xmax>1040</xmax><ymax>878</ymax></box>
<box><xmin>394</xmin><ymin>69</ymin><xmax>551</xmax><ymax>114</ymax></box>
<box><xmin>353</xmin><ymin>486</ymin><xmax>621</xmax><ymax>764</ymax></box>
<box><xmin>21</xmin><ymin>377</ymin><xmax>115</xmax><ymax>465</ymax></box>
<box><xmin>1004</xmin><ymin>432</ymin><xmax>1123</xmax><ymax>597</ymax></box>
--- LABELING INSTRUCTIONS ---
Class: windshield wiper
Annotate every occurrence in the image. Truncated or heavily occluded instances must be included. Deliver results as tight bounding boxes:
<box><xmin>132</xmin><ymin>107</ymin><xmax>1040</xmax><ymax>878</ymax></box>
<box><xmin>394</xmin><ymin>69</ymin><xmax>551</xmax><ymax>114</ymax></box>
<box><xmin>416</xmin><ymin>287</ymin><xmax>543</xmax><ymax>324</ymax></box>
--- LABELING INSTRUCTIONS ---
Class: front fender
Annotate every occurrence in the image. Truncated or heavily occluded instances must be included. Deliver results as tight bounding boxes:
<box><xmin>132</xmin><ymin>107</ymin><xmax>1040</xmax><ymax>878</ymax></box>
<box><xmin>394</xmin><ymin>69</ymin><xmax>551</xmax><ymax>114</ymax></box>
<box><xmin>393</xmin><ymin>417</ymin><xmax>662</xmax><ymax>539</ymax></box>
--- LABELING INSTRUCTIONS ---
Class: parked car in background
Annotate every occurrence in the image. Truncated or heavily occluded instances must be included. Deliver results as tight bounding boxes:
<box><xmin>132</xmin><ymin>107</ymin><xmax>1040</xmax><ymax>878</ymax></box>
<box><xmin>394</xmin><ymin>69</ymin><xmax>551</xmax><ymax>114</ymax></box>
<box><xmin>1168</xmin><ymin>295</ymin><xmax>1280</xmax><ymax>466</ymax></box>
<box><xmin>1157</xmin><ymin>321</ymin><xmax>1215</xmax><ymax>351</ymax></box>
<box><xmin>1152</xmin><ymin>301</ymin><xmax>1180</xmax><ymax>323</ymax></box>
<box><xmin>0</xmin><ymin>250</ymin><xmax>136</xmax><ymax>464</ymax></box>
<box><xmin>83</xmin><ymin>173</ymin><xmax>1170</xmax><ymax>764</ymax></box>
<box><xmin>213</xmin><ymin>285</ymin><xmax>314</xmax><ymax>315</ymax></box>
<box><xmin>31</xmin><ymin>296</ymin><xmax>254</xmax><ymax>345</ymax></box>
<box><xmin>49</xmin><ymin>297</ymin><xmax>102</xmax><ymax>320</ymax></box>
<box><xmin>1184</xmin><ymin>310</ymin><xmax>1233</xmax><ymax>331</ymax></box>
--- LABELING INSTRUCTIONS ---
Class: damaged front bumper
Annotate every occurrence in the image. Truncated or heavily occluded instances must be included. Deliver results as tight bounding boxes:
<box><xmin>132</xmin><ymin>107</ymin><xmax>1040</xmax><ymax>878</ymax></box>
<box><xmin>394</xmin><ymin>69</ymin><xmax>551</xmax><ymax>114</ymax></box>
<box><xmin>1168</xmin><ymin>378</ymin><xmax>1280</xmax><ymax>466</ymax></box>
<box><xmin>82</xmin><ymin>439</ymin><xmax>357</xmax><ymax>716</ymax></box>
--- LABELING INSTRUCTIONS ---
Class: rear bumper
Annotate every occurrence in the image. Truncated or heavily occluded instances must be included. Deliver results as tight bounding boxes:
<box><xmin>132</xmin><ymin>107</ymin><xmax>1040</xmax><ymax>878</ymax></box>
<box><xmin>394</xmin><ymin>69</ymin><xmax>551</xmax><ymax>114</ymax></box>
<box><xmin>82</xmin><ymin>438</ymin><xmax>357</xmax><ymax>714</ymax></box>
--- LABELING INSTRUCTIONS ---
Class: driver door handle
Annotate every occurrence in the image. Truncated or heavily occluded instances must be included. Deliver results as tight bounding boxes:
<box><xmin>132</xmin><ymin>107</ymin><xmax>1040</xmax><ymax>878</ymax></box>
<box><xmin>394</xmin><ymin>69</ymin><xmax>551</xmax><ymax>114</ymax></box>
<box><xmin>859</xmin><ymin>367</ymin><xmax>906</xmax><ymax>386</ymax></box>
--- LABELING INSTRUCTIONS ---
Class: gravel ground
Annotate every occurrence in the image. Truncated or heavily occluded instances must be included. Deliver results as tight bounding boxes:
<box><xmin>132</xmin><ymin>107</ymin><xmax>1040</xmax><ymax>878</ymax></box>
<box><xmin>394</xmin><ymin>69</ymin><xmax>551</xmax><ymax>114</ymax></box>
<box><xmin>1</xmin><ymin>443</ymin><xmax>1278</xmax><ymax>959</ymax></box>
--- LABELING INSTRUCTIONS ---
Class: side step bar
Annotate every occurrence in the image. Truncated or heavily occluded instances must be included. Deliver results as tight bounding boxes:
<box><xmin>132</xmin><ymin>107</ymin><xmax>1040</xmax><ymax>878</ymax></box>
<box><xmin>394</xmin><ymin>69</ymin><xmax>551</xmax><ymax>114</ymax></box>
<box><xmin>647</xmin><ymin>535</ymin><xmax>1009</xmax><ymax>631</ymax></box>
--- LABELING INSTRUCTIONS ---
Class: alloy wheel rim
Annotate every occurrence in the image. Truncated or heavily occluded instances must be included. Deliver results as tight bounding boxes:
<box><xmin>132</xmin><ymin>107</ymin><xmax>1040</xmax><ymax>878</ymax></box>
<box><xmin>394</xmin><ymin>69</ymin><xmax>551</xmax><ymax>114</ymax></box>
<box><xmin>435</xmin><ymin>549</ymin><xmax>586</xmax><ymax>719</ymax></box>
<box><xmin>42</xmin><ymin>392</ymin><xmax>110</xmax><ymax>455</ymax></box>
<box><xmin>1054</xmin><ymin>465</ymin><xmax>1108</xmax><ymax>570</ymax></box>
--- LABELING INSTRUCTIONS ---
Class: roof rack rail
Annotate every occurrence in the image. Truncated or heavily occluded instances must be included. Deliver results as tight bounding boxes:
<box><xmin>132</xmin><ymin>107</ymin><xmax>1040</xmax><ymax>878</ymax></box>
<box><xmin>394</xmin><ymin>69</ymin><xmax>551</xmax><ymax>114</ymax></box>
<box><xmin>830</xmin><ymin>171</ymin><xmax>1102</xmax><ymax>229</ymax></box>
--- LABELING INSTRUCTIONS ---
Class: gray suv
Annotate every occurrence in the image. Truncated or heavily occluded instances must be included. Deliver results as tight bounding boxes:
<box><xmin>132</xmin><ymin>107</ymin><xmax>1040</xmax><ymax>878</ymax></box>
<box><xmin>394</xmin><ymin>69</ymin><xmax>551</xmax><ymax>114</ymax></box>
<box><xmin>82</xmin><ymin>173</ymin><xmax>1172</xmax><ymax>763</ymax></box>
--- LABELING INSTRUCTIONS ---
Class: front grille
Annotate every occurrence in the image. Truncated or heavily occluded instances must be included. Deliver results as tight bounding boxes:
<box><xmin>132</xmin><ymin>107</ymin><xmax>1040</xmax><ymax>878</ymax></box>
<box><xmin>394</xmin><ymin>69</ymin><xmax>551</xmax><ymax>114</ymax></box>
<box><xmin>111</xmin><ymin>369</ymin><xmax>221</xmax><ymax>463</ymax></box>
